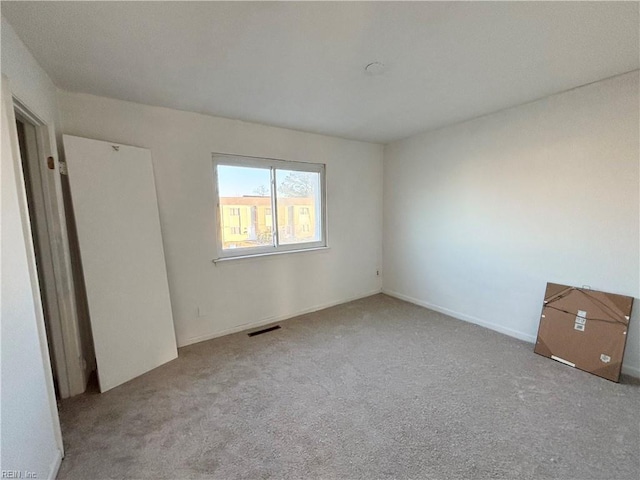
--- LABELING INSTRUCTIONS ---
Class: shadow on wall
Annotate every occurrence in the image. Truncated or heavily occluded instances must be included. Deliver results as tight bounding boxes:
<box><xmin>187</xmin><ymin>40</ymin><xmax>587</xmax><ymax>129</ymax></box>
<box><xmin>60</xmin><ymin>171</ymin><xmax>96</xmax><ymax>376</ymax></box>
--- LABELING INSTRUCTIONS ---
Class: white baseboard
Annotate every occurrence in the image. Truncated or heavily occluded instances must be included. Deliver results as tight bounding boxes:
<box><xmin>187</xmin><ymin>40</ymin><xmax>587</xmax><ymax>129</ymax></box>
<box><xmin>382</xmin><ymin>289</ymin><xmax>640</xmax><ymax>379</ymax></box>
<box><xmin>621</xmin><ymin>364</ymin><xmax>640</xmax><ymax>378</ymax></box>
<box><xmin>48</xmin><ymin>449</ymin><xmax>62</xmax><ymax>480</ymax></box>
<box><xmin>178</xmin><ymin>287</ymin><xmax>640</xmax><ymax>379</ymax></box>
<box><xmin>180</xmin><ymin>289</ymin><xmax>383</xmax><ymax>347</ymax></box>
<box><xmin>382</xmin><ymin>289</ymin><xmax>536</xmax><ymax>344</ymax></box>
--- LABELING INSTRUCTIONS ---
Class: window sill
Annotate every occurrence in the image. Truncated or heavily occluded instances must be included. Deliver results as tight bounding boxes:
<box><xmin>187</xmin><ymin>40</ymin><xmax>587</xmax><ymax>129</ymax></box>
<box><xmin>213</xmin><ymin>246</ymin><xmax>330</xmax><ymax>264</ymax></box>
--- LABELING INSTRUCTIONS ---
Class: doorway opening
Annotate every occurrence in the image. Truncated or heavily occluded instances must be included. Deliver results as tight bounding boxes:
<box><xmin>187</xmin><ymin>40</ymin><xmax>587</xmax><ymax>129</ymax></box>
<box><xmin>13</xmin><ymin>97</ymin><xmax>98</xmax><ymax>402</ymax></box>
<box><xmin>15</xmin><ymin>112</ymin><xmax>68</xmax><ymax>398</ymax></box>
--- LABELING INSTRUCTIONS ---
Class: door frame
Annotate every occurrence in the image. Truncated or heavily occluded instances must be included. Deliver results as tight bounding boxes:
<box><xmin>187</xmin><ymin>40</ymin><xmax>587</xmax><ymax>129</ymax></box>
<box><xmin>13</xmin><ymin>96</ymin><xmax>87</xmax><ymax>398</ymax></box>
<box><xmin>15</xmin><ymin>110</ymin><xmax>69</xmax><ymax>398</ymax></box>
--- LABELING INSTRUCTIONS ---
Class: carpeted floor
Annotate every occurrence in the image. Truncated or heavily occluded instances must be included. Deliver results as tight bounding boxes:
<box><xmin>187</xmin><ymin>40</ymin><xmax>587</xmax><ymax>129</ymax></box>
<box><xmin>57</xmin><ymin>294</ymin><xmax>640</xmax><ymax>479</ymax></box>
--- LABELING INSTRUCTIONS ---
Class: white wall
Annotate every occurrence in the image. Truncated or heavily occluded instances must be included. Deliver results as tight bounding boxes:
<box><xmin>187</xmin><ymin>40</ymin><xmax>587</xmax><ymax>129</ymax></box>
<box><xmin>1</xmin><ymin>17</ymin><xmax>63</xmax><ymax>479</ymax></box>
<box><xmin>383</xmin><ymin>72</ymin><xmax>640</xmax><ymax>377</ymax></box>
<box><xmin>57</xmin><ymin>91</ymin><xmax>383</xmax><ymax>347</ymax></box>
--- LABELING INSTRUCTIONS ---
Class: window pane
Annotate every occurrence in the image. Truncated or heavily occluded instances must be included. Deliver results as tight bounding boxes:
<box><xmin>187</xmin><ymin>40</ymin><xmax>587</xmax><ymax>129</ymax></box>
<box><xmin>275</xmin><ymin>169</ymin><xmax>322</xmax><ymax>245</ymax></box>
<box><xmin>217</xmin><ymin>165</ymin><xmax>273</xmax><ymax>250</ymax></box>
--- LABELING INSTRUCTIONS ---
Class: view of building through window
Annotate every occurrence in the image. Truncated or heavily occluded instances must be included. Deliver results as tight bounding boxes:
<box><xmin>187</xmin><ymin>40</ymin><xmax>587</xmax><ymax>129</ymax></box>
<box><xmin>217</xmin><ymin>164</ymin><xmax>322</xmax><ymax>250</ymax></box>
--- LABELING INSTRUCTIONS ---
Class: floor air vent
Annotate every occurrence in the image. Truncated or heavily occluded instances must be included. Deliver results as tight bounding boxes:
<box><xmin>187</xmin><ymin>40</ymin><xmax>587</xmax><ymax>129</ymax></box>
<box><xmin>248</xmin><ymin>325</ymin><xmax>281</xmax><ymax>337</ymax></box>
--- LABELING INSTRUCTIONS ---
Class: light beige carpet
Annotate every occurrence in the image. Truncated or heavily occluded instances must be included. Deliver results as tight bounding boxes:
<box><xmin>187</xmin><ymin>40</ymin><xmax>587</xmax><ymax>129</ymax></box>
<box><xmin>57</xmin><ymin>294</ymin><xmax>640</xmax><ymax>479</ymax></box>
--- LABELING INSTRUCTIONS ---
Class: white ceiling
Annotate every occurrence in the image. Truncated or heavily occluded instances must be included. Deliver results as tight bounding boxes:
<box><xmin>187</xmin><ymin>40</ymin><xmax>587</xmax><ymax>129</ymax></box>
<box><xmin>2</xmin><ymin>1</ymin><xmax>638</xmax><ymax>144</ymax></box>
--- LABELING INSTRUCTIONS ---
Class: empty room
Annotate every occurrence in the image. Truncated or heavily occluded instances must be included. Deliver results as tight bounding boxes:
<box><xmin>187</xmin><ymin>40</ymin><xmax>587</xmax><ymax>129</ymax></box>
<box><xmin>1</xmin><ymin>1</ymin><xmax>639</xmax><ymax>479</ymax></box>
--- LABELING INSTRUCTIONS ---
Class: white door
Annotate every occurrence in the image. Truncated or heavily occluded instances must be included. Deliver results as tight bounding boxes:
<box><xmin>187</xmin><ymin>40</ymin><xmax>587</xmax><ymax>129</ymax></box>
<box><xmin>63</xmin><ymin>135</ymin><xmax>177</xmax><ymax>392</ymax></box>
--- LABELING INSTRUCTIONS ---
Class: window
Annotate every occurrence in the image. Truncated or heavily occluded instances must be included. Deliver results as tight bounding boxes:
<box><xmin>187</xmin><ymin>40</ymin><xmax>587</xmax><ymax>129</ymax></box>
<box><xmin>213</xmin><ymin>154</ymin><xmax>326</xmax><ymax>259</ymax></box>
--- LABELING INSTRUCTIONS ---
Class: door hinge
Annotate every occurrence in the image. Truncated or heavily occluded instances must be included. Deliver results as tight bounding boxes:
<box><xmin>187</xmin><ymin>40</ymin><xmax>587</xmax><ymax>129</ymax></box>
<box><xmin>59</xmin><ymin>161</ymin><xmax>68</xmax><ymax>175</ymax></box>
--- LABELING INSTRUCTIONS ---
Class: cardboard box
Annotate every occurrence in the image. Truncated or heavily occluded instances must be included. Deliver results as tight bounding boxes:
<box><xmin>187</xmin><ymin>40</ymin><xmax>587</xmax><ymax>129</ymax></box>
<box><xmin>534</xmin><ymin>283</ymin><xmax>634</xmax><ymax>382</ymax></box>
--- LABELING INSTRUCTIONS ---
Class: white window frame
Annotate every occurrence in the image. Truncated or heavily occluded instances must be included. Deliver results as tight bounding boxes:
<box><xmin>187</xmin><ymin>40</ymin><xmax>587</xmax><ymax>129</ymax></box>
<box><xmin>212</xmin><ymin>153</ymin><xmax>327</xmax><ymax>261</ymax></box>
